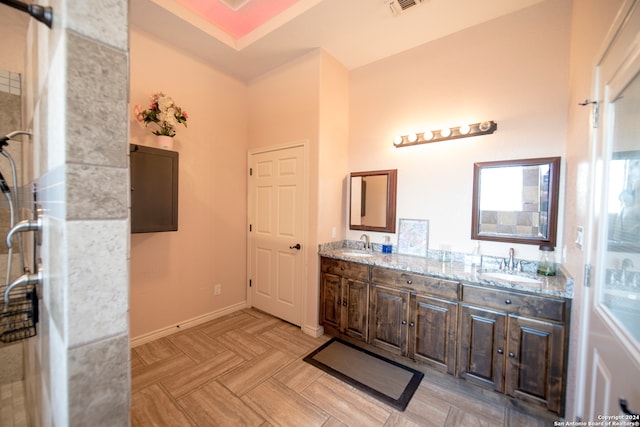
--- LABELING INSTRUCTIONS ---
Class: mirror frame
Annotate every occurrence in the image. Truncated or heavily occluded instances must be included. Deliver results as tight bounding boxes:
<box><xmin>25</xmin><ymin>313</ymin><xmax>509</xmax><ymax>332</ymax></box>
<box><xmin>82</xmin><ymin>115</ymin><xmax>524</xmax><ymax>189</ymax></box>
<box><xmin>349</xmin><ymin>169</ymin><xmax>397</xmax><ymax>233</ymax></box>
<box><xmin>471</xmin><ymin>157</ymin><xmax>561</xmax><ymax>246</ymax></box>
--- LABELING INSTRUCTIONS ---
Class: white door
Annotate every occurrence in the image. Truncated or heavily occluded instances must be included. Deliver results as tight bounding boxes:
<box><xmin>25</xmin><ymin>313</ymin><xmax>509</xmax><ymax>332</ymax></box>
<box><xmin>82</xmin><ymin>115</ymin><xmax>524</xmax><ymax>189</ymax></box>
<box><xmin>583</xmin><ymin>1</ymin><xmax>640</xmax><ymax>421</ymax></box>
<box><xmin>248</xmin><ymin>144</ymin><xmax>306</xmax><ymax>326</ymax></box>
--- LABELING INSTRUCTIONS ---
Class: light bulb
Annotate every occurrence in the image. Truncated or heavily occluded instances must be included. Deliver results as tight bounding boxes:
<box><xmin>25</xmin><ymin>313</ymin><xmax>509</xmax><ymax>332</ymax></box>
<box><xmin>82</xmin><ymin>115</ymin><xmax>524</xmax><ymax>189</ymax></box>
<box><xmin>393</xmin><ymin>135</ymin><xmax>403</xmax><ymax>145</ymax></box>
<box><xmin>408</xmin><ymin>133</ymin><xmax>418</xmax><ymax>143</ymax></box>
<box><xmin>423</xmin><ymin>130</ymin><xmax>434</xmax><ymax>140</ymax></box>
<box><xmin>479</xmin><ymin>121</ymin><xmax>491</xmax><ymax>131</ymax></box>
<box><xmin>459</xmin><ymin>124</ymin><xmax>471</xmax><ymax>135</ymax></box>
<box><xmin>440</xmin><ymin>128</ymin><xmax>451</xmax><ymax>138</ymax></box>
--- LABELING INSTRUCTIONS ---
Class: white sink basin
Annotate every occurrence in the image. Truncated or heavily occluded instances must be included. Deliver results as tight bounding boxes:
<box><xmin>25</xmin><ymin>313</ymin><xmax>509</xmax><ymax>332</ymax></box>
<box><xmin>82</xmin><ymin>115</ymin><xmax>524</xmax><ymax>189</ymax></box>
<box><xmin>479</xmin><ymin>271</ymin><xmax>543</xmax><ymax>285</ymax></box>
<box><xmin>340</xmin><ymin>250</ymin><xmax>374</xmax><ymax>258</ymax></box>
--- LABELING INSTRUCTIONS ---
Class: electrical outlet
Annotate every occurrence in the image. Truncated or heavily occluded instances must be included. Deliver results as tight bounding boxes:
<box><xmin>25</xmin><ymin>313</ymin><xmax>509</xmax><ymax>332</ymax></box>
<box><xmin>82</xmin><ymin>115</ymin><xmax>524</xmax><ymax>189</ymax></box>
<box><xmin>575</xmin><ymin>226</ymin><xmax>584</xmax><ymax>249</ymax></box>
<box><xmin>214</xmin><ymin>284</ymin><xmax>222</xmax><ymax>295</ymax></box>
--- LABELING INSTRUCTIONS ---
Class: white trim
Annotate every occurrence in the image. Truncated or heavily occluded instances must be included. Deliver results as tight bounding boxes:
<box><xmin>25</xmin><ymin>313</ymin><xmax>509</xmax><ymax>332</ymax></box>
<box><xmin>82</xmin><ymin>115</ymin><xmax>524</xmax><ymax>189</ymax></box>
<box><xmin>130</xmin><ymin>301</ymin><xmax>248</xmax><ymax>347</ymax></box>
<box><xmin>592</xmin><ymin>0</ymin><xmax>638</xmax><ymax>69</ymax></box>
<box><xmin>247</xmin><ymin>140</ymin><xmax>309</xmax><ymax>156</ymax></box>
<box><xmin>302</xmin><ymin>324</ymin><xmax>324</xmax><ymax>338</ymax></box>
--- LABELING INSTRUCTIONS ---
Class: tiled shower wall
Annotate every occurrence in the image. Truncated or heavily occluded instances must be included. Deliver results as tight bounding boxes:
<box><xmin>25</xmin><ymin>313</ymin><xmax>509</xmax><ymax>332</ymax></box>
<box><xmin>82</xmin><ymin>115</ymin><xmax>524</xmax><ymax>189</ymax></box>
<box><xmin>22</xmin><ymin>1</ymin><xmax>130</xmax><ymax>425</ymax></box>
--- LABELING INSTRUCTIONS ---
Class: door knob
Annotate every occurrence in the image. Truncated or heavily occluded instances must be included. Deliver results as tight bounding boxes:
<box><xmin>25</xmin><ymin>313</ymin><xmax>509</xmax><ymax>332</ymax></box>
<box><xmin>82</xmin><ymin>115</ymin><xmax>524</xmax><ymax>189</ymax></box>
<box><xmin>289</xmin><ymin>243</ymin><xmax>301</xmax><ymax>250</ymax></box>
<box><xmin>620</xmin><ymin>398</ymin><xmax>639</xmax><ymax>416</ymax></box>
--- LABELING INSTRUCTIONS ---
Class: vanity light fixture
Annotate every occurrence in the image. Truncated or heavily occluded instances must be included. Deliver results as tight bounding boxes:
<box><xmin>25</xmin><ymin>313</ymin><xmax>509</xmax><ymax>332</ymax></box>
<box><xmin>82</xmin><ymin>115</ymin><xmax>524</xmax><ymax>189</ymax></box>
<box><xmin>393</xmin><ymin>121</ymin><xmax>497</xmax><ymax>148</ymax></box>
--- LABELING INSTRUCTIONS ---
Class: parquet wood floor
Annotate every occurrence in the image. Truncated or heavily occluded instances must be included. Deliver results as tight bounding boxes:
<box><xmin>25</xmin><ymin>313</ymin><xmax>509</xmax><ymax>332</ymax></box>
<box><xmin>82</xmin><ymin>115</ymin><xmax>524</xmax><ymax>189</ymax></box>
<box><xmin>131</xmin><ymin>308</ymin><xmax>551</xmax><ymax>427</ymax></box>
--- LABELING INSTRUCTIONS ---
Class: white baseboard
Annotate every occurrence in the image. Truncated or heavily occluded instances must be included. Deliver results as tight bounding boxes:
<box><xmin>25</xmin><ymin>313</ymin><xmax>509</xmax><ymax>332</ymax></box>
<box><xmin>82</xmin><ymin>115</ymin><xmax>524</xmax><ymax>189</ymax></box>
<box><xmin>302</xmin><ymin>324</ymin><xmax>324</xmax><ymax>338</ymax></box>
<box><xmin>130</xmin><ymin>301</ymin><xmax>249</xmax><ymax>347</ymax></box>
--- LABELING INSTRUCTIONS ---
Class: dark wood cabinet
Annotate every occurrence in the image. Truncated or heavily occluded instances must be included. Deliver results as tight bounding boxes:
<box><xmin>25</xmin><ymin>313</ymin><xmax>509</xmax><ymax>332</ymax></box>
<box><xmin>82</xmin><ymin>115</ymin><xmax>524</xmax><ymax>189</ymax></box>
<box><xmin>369</xmin><ymin>267</ymin><xmax>459</xmax><ymax>374</ymax></box>
<box><xmin>320</xmin><ymin>258</ymin><xmax>369</xmax><ymax>341</ymax></box>
<box><xmin>368</xmin><ymin>284</ymin><xmax>409</xmax><ymax>355</ymax></box>
<box><xmin>459</xmin><ymin>284</ymin><xmax>567</xmax><ymax>414</ymax></box>
<box><xmin>506</xmin><ymin>315</ymin><xmax>565</xmax><ymax>414</ymax></box>
<box><xmin>410</xmin><ymin>293</ymin><xmax>458</xmax><ymax>374</ymax></box>
<box><xmin>319</xmin><ymin>257</ymin><xmax>569</xmax><ymax>415</ymax></box>
<box><xmin>458</xmin><ymin>304</ymin><xmax>507</xmax><ymax>392</ymax></box>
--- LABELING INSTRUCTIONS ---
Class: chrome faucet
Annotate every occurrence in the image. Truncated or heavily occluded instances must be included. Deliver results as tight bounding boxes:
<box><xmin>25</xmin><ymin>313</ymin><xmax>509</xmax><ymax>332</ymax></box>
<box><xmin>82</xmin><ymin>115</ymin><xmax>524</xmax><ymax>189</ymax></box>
<box><xmin>360</xmin><ymin>234</ymin><xmax>370</xmax><ymax>250</ymax></box>
<box><xmin>620</xmin><ymin>258</ymin><xmax>634</xmax><ymax>286</ymax></box>
<box><xmin>505</xmin><ymin>247</ymin><xmax>517</xmax><ymax>271</ymax></box>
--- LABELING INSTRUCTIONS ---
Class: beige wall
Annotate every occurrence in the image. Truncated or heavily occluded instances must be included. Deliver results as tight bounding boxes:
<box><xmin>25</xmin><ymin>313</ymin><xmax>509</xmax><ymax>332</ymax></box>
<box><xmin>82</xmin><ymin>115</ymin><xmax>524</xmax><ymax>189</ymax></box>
<box><xmin>129</xmin><ymin>0</ymin><xmax>574</xmax><ymax>338</ymax></box>
<box><xmin>348</xmin><ymin>0</ymin><xmax>571</xmax><ymax>262</ymax></box>
<box><xmin>129</xmin><ymin>28</ymin><xmax>249</xmax><ymax>339</ymax></box>
<box><xmin>316</xmin><ymin>51</ymin><xmax>349</xmax><ymax>329</ymax></box>
<box><xmin>247</xmin><ymin>49</ymin><xmax>349</xmax><ymax>334</ymax></box>
<box><xmin>129</xmin><ymin>37</ymin><xmax>349</xmax><ymax>339</ymax></box>
<box><xmin>0</xmin><ymin>9</ymin><xmax>28</xmax><ymax>74</ymax></box>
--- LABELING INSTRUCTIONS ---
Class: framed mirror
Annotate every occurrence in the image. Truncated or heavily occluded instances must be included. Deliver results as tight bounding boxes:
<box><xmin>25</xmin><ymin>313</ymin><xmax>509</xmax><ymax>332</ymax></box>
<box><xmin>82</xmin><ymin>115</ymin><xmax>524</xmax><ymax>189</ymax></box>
<box><xmin>607</xmin><ymin>150</ymin><xmax>640</xmax><ymax>252</ymax></box>
<box><xmin>471</xmin><ymin>157</ymin><xmax>561</xmax><ymax>246</ymax></box>
<box><xmin>350</xmin><ymin>169</ymin><xmax>397</xmax><ymax>233</ymax></box>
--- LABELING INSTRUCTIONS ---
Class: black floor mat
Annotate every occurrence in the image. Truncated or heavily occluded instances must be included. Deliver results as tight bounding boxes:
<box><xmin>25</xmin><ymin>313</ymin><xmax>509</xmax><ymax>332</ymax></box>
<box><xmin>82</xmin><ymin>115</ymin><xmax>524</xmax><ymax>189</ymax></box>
<box><xmin>303</xmin><ymin>338</ymin><xmax>423</xmax><ymax>411</ymax></box>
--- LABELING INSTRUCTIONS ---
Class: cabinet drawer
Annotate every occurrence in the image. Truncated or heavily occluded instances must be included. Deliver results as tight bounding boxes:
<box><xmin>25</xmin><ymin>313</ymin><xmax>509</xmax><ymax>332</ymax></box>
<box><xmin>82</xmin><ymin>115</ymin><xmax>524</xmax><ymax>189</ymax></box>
<box><xmin>321</xmin><ymin>257</ymin><xmax>369</xmax><ymax>281</ymax></box>
<box><xmin>462</xmin><ymin>284</ymin><xmax>565</xmax><ymax>322</ymax></box>
<box><xmin>371</xmin><ymin>267</ymin><xmax>459</xmax><ymax>300</ymax></box>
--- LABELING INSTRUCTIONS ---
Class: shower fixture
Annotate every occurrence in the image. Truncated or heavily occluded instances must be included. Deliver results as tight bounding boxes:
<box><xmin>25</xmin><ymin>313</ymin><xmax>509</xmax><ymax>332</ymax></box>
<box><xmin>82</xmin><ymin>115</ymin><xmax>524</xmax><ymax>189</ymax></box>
<box><xmin>0</xmin><ymin>130</ymin><xmax>40</xmax><ymax>342</ymax></box>
<box><xmin>0</xmin><ymin>130</ymin><xmax>32</xmax><ymax>149</ymax></box>
<box><xmin>7</xmin><ymin>213</ymin><xmax>42</xmax><ymax>249</ymax></box>
<box><xmin>0</xmin><ymin>0</ymin><xmax>52</xmax><ymax>28</ymax></box>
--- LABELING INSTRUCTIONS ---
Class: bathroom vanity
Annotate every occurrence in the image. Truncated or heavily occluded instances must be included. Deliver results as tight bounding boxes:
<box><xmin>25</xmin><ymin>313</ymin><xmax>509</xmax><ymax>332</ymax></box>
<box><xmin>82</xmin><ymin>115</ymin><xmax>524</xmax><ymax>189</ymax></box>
<box><xmin>319</xmin><ymin>243</ymin><xmax>573</xmax><ymax>416</ymax></box>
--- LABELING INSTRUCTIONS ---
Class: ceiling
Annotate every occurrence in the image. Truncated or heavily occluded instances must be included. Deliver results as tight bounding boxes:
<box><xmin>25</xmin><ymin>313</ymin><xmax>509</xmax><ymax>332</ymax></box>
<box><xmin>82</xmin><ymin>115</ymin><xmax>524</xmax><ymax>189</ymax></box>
<box><xmin>0</xmin><ymin>1</ymin><xmax>546</xmax><ymax>80</ymax></box>
<box><xmin>129</xmin><ymin>0</ymin><xmax>542</xmax><ymax>81</ymax></box>
<box><xmin>133</xmin><ymin>0</ymin><xmax>544</xmax><ymax>82</ymax></box>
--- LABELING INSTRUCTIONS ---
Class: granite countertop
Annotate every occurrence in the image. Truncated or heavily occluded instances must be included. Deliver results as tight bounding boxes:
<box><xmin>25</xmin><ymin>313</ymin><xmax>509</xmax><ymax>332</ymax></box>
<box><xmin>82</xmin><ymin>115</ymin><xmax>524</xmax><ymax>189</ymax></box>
<box><xmin>319</xmin><ymin>241</ymin><xmax>574</xmax><ymax>299</ymax></box>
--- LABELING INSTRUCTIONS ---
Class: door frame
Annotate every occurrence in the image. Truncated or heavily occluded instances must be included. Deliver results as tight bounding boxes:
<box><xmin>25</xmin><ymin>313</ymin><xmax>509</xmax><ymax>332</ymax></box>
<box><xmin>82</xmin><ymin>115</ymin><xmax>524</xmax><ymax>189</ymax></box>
<box><xmin>246</xmin><ymin>140</ymin><xmax>310</xmax><ymax>327</ymax></box>
<box><xmin>576</xmin><ymin>0</ymin><xmax>640</xmax><ymax>419</ymax></box>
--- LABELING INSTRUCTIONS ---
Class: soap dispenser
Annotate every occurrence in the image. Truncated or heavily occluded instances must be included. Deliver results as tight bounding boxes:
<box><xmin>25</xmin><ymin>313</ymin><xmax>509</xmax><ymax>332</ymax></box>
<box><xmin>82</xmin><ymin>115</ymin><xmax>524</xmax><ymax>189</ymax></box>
<box><xmin>537</xmin><ymin>245</ymin><xmax>556</xmax><ymax>276</ymax></box>
<box><xmin>382</xmin><ymin>236</ymin><xmax>392</xmax><ymax>254</ymax></box>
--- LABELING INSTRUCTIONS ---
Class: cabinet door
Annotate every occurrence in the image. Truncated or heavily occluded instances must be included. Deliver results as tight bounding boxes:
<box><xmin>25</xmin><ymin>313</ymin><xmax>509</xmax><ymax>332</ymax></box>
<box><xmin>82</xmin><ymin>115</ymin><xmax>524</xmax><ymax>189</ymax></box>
<box><xmin>410</xmin><ymin>294</ymin><xmax>458</xmax><ymax>375</ymax></box>
<box><xmin>343</xmin><ymin>279</ymin><xmax>369</xmax><ymax>341</ymax></box>
<box><xmin>320</xmin><ymin>272</ymin><xmax>342</xmax><ymax>331</ymax></box>
<box><xmin>506</xmin><ymin>315</ymin><xmax>565</xmax><ymax>414</ymax></box>
<box><xmin>458</xmin><ymin>304</ymin><xmax>506</xmax><ymax>392</ymax></box>
<box><xmin>369</xmin><ymin>284</ymin><xmax>409</xmax><ymax>356</ymax></box>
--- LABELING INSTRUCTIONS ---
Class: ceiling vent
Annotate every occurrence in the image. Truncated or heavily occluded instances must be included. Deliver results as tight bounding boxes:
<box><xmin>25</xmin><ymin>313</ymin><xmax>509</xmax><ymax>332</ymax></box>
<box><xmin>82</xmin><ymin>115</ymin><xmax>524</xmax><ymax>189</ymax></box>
<box><xmin>385</xmin><ymin>0</ymin><xmax>425</xmax><ymax>15</ymax></box>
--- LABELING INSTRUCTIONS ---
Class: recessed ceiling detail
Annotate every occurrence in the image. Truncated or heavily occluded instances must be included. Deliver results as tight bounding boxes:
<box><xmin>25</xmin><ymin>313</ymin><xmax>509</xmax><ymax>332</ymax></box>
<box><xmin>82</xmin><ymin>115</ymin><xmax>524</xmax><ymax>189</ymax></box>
<box><xmin>131</xmin><ymin>0</ymin><xmax>548</xmax><ymax>82</ymax></box>
<box><xmin>176</xmin><ymin>0</ymin><xmax>305</xmax><ymax>39</ymax></box>
<box><xmin>218</xmin><ymin>0</ymin><xmax>252</xmax><ymax>11</ymax></box>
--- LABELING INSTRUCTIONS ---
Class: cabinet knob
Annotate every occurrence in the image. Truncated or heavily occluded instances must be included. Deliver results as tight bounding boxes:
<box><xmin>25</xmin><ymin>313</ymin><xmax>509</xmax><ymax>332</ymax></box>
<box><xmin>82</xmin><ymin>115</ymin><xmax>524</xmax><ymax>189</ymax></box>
<box><xmin>409</xmin><ymin>322</ymin><xmax>415</xmax><ymax>327</ymax></box>
<box><xmin>340</xmin><ymin>266</ymin><xmax>345</xmax><ymax>270</ymax></box>
<box><xmin>497</xmin><ymin>348</ymin><xmax>504</xmax><ymax>354</ymax></box>
<box><xmin>402</xmin><ymin>320</ymin><xmax>407</xmax><ymax>325</ymax></box>
<box><xmin>337</xmin><ymin>299</ymin><xmax>341</xmax><ymax>306</ymax></box>
<box><xmin>505</xmin><ymin>299</ymin><xmax>512</xmax><ymax>304</ymax></box>
<box><xmin>509</xmin><ymin>352</ymin><xmax>515</xmax><ymax>358</ymax></box>
<box><xmin>406</xmin><ymin>280</ymin><xmax>412</xmax><ymax>284</ymax></box>
<box><xmin>343</xmin><ymin>301</ymin><xmax>348</xmax><ymax>306</ymax></box>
